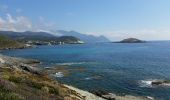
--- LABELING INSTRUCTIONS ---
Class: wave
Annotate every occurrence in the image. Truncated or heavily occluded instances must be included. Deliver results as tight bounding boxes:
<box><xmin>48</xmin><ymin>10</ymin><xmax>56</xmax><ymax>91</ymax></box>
<box><xmin>56</xmin><ymin>62</ymin><xmax>87</xmax><ymax>66</ymax></box>
<box><xmin>139</xmin><ymin>79</ymin><xmax>154</xmax><ymax>87</ymax></box>
<box><xmin>84</xmin><ymin>76</ymin><xmax>102</xmax><ymax>80</ymax></box>
<box><xmin>85</xmin><ymin>77</ymin><xmax>92</xmax><ymax>80</ymax></box>
<box><xmin>54</xmin><ymin>72</ymin><xmax>64</xmax><ymax>78</ymax></box>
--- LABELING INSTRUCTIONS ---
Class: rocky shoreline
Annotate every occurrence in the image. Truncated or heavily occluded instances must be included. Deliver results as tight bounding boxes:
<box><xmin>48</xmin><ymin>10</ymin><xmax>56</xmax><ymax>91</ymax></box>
<box><xmin>0</xmin><ymin>54</ymin><xmax>155</xmax><ymax>100</ymax></box>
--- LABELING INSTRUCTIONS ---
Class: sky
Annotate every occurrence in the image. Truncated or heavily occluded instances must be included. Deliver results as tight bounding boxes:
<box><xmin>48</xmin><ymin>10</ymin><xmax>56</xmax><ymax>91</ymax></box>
<box><xmin>0</xmin><ymin>0</ymin><xmax>170</xmax><ymax>41</ymax></box>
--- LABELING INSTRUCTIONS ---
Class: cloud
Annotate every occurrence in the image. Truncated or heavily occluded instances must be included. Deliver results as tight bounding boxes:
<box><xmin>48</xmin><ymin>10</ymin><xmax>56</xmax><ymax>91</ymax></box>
<box><xmin>0</xmin><ymin>14</ymin><xmax>57</xmax><ymax>32</ymax></box>
<box><xmin>0</xmin><ymin>14</ymin><xmax>32</xmax><ymax>31</ymax></box>
<box><xmin>1</xmin><ymin>13</ymin><xmax>170</xmax><ymax>41</ymax></box>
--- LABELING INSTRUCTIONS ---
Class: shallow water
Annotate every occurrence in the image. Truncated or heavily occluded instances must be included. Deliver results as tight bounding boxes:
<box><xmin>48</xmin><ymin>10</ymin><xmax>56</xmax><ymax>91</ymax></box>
<box><xmin>2</xmin><ymin>42</ymin><xmax>170</xmax><ymax>100</ymax></box>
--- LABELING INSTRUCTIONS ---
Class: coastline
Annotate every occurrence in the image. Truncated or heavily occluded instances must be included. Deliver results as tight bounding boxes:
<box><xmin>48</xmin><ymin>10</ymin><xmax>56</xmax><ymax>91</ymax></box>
<box><xmin>0</xmin><ymin>54</ymin><xmax>154</xmax><ymax>100</ymax></box>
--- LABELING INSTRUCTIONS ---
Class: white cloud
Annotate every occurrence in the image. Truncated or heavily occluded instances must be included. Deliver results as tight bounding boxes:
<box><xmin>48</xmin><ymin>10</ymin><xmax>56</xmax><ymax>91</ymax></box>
<box><xmin>0</xmin><ymin>14</ymin><xmax>57</xmax><ymax>32</ymax></box>
<box><xmin>0</xmin><ymin>14</ymin><xmax>32</xmax><ymax>31</ymax></box>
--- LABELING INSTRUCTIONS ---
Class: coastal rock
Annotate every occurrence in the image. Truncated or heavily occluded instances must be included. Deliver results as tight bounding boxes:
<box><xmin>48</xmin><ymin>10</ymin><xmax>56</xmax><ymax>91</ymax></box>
<box><xmin>102</xmin><ymin>93</ymin><xmax>116</xmax><ymax>100</ymax></box>
<box><xmin>20</xmin><ymin>64</ymin><xmax>41</xmax><ymax>75</ymax></box>
<box><xmin>64</xmin><ymin>85</ymin><xmax>106</xmax><ymax>100</ymax></box>
<box><xmin>91</xmin><ymin>90</ymin><xmax>154</xmax><ymax>100</ymax></box>
<box><xmin>0</xmin><ymin>58</ymin><xmax>5</xmax><ymax>64</ymax></box>
<box><xmin>140</xmin><ymin>79</ymin><xmax>170</xmax><ymax>87</ymax></box>
<box><xmin>151</xmin><ymin>80</ymin><xmax>170</xmax><ymax>86</ymax></box>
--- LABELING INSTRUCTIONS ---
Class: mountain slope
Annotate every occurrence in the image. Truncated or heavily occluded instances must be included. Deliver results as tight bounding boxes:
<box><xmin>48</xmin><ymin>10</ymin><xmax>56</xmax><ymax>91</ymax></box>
<box><xmin>0</xmin><ymin>35</ymin><xmax>25</xmax><ymax>49</ymax></box>
<box><xmin>56</xmin><ymin>30</ymin><xmax>110</xmax><ymax>43</ymax></box>
<box><xmin>0</xmin><ymin>31</ymin><xmax>56</xmax><ymax>41</ymax></box>
<box><xmin>0</xmin><ymin>31</ymin><xmax>82</xmax><ymax>44</ymax></box>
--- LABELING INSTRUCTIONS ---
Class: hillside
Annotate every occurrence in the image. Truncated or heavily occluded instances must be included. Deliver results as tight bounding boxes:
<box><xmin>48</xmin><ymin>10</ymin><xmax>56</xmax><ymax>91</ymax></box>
<box><xmin>0</xmin><ymin>35</ymin><xmax>25</xmax><ymax>49</ymax></box>
<box><xmin>0</xmin><ymin>31</ymin><xmax>83</xmax><ymax>45</ymax></box>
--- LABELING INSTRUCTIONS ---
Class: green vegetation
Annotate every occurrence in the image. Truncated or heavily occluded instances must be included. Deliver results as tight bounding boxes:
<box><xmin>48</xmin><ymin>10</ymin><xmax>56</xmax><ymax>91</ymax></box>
<box><xmin>0</xmin><ymin>35</ymin><xmax>24</xmax><ymax>49</ymax></box>
<box><xmin>0</xmin><ymin>86</ymin><xmax>22</xmax><ymax>100</ymax></box>
<box><xmin>0</xmin><ymin>66</ymin><xmax>82</xmax><ymax>100</ymax></box>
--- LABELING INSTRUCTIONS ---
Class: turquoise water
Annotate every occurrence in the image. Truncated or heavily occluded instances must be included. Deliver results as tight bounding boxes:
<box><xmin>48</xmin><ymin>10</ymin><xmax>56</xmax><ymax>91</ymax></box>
<box><xmin>2</xmin><ymin>42</ymin><xmax>170</xmax><ymax>100</ymax></box>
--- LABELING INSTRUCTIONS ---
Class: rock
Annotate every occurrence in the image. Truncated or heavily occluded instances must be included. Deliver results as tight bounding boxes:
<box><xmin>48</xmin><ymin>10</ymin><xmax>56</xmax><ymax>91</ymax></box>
<box><xmin>151</xmin><ymin>80</ymin><xmax>170</xmax><ymax>86</ymax></box>
<box><xmin>91</xmin><ymin>90</ymin><xmax>108</xmax><ymax>97</ymax></box>
<box><xmin>0</xmin><ymin>58</ymin><xmax>5</xmax><ymax>63</ymax></box>
<box><xmin>151</xmin><ymin>81</ymin><xmax>163</xmax><ymax>85</ymax></box>
<box><xmin>102</xmin><ymin>93</ymin><xmax>116</xmax><ymax>100</ymax></box>
<box><xmin>91</xmin><ymin>90</ymin><xmax>116</xmax><ymax>100</ymax></box>
<box><xmin>20</xmin><ymin>64</ymin><xmax>41</xmax><ymax>75</ymax></box>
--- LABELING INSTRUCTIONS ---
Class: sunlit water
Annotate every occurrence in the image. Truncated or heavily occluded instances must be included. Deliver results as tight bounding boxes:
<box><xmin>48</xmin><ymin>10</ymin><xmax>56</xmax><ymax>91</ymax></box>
<box><xmin>2</xmin><ymin>42</ymin><xmax>170</xmax><ymax>100</ymax></box>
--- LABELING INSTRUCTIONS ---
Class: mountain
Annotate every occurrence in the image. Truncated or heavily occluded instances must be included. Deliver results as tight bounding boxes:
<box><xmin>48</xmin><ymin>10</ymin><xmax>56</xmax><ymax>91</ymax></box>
<box><xmin>117</xmin><ymin>38</ymin><xmax>145</xmax><ymax>43</ymax></box>
<box><xmin>55</xmin><ymin>30</ymin><xmax>110</xmax><ymax>43</ymax></box>
<box><xmin>0</xmin><ymin>31</ymin><xmax>56</xmax><ymax>41</ymax></box>
<box><xmin>0</xmin><ymin>31</ymin><xmax>82</xmax><ymax>44</ymax></box>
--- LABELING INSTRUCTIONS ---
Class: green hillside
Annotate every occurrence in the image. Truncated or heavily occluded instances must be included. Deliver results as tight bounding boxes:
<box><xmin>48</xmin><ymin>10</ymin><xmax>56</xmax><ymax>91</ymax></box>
<box><xmin>0</xmin><ymin>35</ymin><xmax>25</xmax><ymax>49</ymax></box>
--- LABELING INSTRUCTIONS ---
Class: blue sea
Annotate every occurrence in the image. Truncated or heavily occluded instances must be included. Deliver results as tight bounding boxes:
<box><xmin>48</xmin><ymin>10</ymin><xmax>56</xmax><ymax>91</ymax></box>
<box><xmin>2</xmin><ymin>42</ymin><xmax>170</xmax><ymax>100</ymax></box>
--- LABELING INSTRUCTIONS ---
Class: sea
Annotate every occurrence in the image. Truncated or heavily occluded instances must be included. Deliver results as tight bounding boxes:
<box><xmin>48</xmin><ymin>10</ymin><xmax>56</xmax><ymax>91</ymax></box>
<box><xmin>2</xmin><ymin>42</ymin><xmax>170</xmax><ymax>100</ymax></box>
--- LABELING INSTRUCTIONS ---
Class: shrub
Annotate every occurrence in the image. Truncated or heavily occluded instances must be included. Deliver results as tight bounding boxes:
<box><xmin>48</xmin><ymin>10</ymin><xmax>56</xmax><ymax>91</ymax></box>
<box><xmin>3</xmin><ymin>74</ymin><xmax>10</xmax><ymax>80</ymax></box>
<box><xmin>49</xmin><ymin>87</ymin><xmax>59</xmax><ymax>95</ymax></box>
<box><xmin>0</xmin><ymin>86</ymin><xmax>22</xmax><ymax>100</ymax></box>
<box><xmin>9</xmin><ymin>76</ymin><xmax>23</xmax><ymax>83</ymax></box>
<box><xmin>41</xmin><ymin>86</ymin><xmax>49</xmax><ymax>93</ymax></box>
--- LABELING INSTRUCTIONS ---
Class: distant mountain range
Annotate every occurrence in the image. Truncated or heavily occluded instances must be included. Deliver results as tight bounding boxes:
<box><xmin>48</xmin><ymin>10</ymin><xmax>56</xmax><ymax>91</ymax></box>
<box><xmin>0</xmin><ymin>31</ymin><xmax>82</xmax><ymax>44</ymax></box>
<box><xmin>55</xmin><ymin>30</ymin><xmax>110</xmax><ymax>43</ymax></box>
<box><xmin>0</xmin><ymin>30</ymin><xmax>110</xmax><ymax>43</ymax></box>
<box><xmin>0</xmin><ymin>31</ymin><xmax>57</xmax><ymax>41</ymax></box>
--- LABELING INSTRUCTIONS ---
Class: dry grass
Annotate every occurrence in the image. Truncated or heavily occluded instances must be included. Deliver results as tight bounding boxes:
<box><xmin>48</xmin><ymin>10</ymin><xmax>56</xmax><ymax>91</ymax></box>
<box><xmin>0</xmin><ymin>66</ymin><xmax>83</xmax><ymax>100</ymax></box>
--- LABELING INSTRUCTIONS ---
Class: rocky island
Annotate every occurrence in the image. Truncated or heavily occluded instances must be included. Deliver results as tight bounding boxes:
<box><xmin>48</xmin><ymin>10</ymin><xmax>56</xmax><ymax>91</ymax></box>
<box><xmin>116</xmin><ymin>38</ymin><xmax>145</xmax><ymax>43</ymax></box>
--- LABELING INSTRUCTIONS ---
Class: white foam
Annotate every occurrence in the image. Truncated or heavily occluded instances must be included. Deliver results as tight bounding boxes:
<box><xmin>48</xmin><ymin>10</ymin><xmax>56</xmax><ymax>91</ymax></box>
<box><xmin>56</xmin><ymin>62</ymin><xmax>86</xmax><ymax>66</ymax></box>
<box><xmin>54</xmin><ymin>72</ymin><xmax>64</xmax><ymax>78</ymax></box>
<box><xmin>139</xmin><ymin>79</ymin><xmax>157</xmax><ymax>87</ymax></box>
<box><xmin>85</xmin><ymin>77</ymin><xmax>91</xmax><ymax>80</ymax></box>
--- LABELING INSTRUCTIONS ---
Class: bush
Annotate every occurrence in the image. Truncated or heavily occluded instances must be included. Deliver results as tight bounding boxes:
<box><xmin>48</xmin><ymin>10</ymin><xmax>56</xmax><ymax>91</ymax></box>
<box><xmin>49</xmin><ymin>87</ymin><xmax>59</xmax><ymax>95</ymax></box>
<box><xmin>9</xmin><ymin>76</ymin><xmax>23</xmax><ymax>83</ymax></box>
<box><xmin>27</xmin><ymin>81</ymin><xmax>45</xmax><ymax>89</ymax></box>
<box><xmin>3</xmin><ymin>74</ymin><xmax>10</xmax><ymax>80</ymax></box>
<box><xmin>41</xmin><ymin>86</ymin><xmax>49</xmax><ymax>93</ymax></box>
<box><xmin>0</xmin><ymin>86</ymin><xmax>22</xmax><ymax>100</ymax></box>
